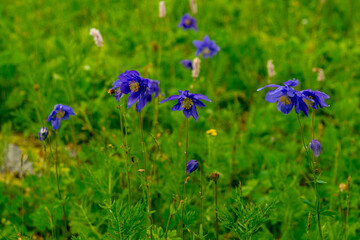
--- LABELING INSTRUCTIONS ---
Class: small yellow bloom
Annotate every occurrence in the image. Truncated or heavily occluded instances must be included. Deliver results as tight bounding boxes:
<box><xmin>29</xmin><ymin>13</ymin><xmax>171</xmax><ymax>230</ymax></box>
<box><xmin>206</xmin><ymin>129</ymin><xmax>217</xmax><ymax>136</ymax></box>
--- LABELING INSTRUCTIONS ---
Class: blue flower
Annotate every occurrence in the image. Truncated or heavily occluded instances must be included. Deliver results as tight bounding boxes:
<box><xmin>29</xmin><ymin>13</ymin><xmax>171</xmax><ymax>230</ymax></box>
<box><xmin>193</xmin><ymin>35</ymin><xmax>220</xmax><ymax>59</ymax></box>
<box><xmin>178</xmin><ymin>13</ymin><xmax>198</xmax><ymax>31</ymax></box>
<box><xmin>186</xmin><ymin>160</ymin><xmax>198</xmax><ymax>175</ymax></box>
<box><xmin>160</xmin><ymin>90</ymin><xmax>211</xmax><ymax>121</ymax></box>
<box><xmin>47</xmin><ymin>104</ymin><xmax>75</xmax><ymax>130</ymax></box>
<box><xmin>112</xmin><ymin>70</ymin><xmax>149</xmax><ymax>110</ymax></box>
<box><xmin>180</xmin><ymin>60</ymin><xmax>193</xmax><ymax>70</ymax></box>
<box><xmin>310</xmin><ymin>139</ymin><xmax>321</xmax><ymax>158</ymax></box>
<box><xmin>109</xmin><ymin>87</ymin><xmax>124</xmax><ymax>102</ymax></box>
<box><xmin>38</xmin><ymin>127</ymin><xmax>49</xmax><ymax>141</ymax></box>
<box><xmin>300</xmin><ymin>89</ymin><xmax>330</xmax><ymax>109</ymax></box>
<box><xmin>136</xmin><ymin>79</ymin><xmax>161</xmax><ymax>112</ymax></box>
<box><xmin>257</xmin><ymin>79</ymin><xmax>313</xmax><ymax>116</ymax></box>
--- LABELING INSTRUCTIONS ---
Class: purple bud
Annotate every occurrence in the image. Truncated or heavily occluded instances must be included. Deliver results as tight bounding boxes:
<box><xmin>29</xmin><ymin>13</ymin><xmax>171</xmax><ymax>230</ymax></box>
<box><xmin>186</xmin><ymin>160</ymin><xmax>198</xmax><ymax>175</ymax></box>
<box><xmin>38</xmin><ymin>127</ymin><xmax>49</xmax><ymax>141</ymax></box>
<box><xmin>309</xmin><ymin>139</ymin><xmax>321</xmax><ymax>158</ymax></box>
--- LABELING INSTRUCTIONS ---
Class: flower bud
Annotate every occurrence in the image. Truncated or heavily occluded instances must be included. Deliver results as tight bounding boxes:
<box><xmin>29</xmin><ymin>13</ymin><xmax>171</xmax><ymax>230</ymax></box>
<box><xmin>186</xmin><ymin>160</ymin><xmax>198</xmax><ymax>175</ymax></box>
<box><xmin>339</xmin><ymin>183</ymin><xmax>347</xmax><ymax>192</ymax></box>
<box><xmin>38</xmin><ymin>127</ymin><xmax>49</xmax><ymax>141</ymax></box>
<box><xmin>208</xmin><ymin>172</ymin><xmax>220</xmax><ymax>182</ymax></box>
<box><xmin>159</xmin><ymin>1</ymin><xmax>166</xmax><ymax>18</ymax></box>
<box><xmin>267</xmin><ymin>59</ymin><xmax>275</xmax><ymax>79</ymax></box>
<box><xmin>89</xmin><ymin>28</ymin><xmax>103</xmax><ymax>47</ymax></box>
<box><xmin>312</xmin><ymin>68</ymin><xmax>325</xmax><ymax>82</ymax></box>
<box><xmin>192</xmin><ymin>57</ymin><xmax>200</xmax><ymax>79</ymax></box>
<box><xmin>309</xmin><ymin>139</ymin><xmax>321</xmax><ymax>158</ymax></box>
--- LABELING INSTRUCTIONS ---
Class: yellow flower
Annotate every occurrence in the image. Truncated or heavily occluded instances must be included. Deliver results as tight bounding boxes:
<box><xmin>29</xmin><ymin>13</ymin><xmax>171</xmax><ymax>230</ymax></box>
<box><xmin>206</xmin><ymin>129</ymin><xmax>217</xmax><ymax>136</ymax></box>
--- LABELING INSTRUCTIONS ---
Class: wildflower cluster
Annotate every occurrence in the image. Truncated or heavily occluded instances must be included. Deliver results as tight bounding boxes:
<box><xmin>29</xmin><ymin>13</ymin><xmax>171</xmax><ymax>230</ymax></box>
<box><xmin>257</xmin><ymin>79</ymin><xmax>329</xmax><ymax>116</ymax></box>
<box><xmin>110</xmin><ymin>70</ymin><xmax>160</xmax><ymax>112</ymax></box>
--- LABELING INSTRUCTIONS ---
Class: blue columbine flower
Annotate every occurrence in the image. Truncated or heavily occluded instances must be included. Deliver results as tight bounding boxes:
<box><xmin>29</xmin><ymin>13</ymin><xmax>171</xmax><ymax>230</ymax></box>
<box><xmin>178</xmin><ymin>13</ymin><xmax>198</xmax><ymax>31</ymax></box>
<box><xmin>300</xmin><ymin>89</ymin><xmax>330</xmax><ymax>109</ymax></box>
<box><xmin>180</xmin><ymin>60</ymin><xmax>193</xmax><ymax>70</ymax></box>
<box><xmin>38</xmin><ymin>127</ymin><xmax>49</xmax><ymax>141</ymax></box>
<box><xmin>136</xmin><ymin>79</ymin><xmax>161</xmax><ymax>112</ymax></box>
<box><xmin>109</xmin><ymin>87</ymin><xmax>124</xmax><ymax>102</ymax></box>
<box><xmin>186</xmin><ymin>160</ymin><xmax>198</xmax><ymax>175</ymax></box>
<box><xmin>193</xmin><ymin>35</ymin><xmax>220</xmax><ymax>59</ymax></box>
<box><xmin>112</xmin><ymin>70</ymin><xmax>149</xmax><ymax>110</ymax></box>
<box><xmin>310</xmin><ymin>139</ymin><xmax>321</xmax><ymax>158</ymax></box>
<box><xmin>257</xmin><ymin>79</ymin><xmax>313</xmax><ymax>116</ymax></box>
<box><xmin>47</xmin><ymin>104</ymin><xmax>75</xmax><ymax>130</ymax></box>
<box><xmin>160</xmin><ymin>90</ymin><xmax>211</xmax><ymax>121</ymax></box>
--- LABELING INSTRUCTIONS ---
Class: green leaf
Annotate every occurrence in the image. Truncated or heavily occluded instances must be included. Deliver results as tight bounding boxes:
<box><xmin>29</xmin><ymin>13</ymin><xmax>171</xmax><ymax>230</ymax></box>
<box><xmin>301</xmin><ymin>198</ymin><xmax>315</xmax><ymax>210</ymax></box>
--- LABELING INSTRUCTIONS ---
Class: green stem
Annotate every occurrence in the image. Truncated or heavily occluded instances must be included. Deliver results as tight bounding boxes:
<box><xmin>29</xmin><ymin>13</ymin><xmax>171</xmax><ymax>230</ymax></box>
<box><xmin>297</xmin><ymin>114</ymin><xmax>308</xmax><ymax>155</ymax></box>
<box><xmin>55</xmin><ymin>131</ymin><xmax>68</xmax><ymax>239</ymax></box>
<box><xmin>182</xmin><ymin>118</ymin><xmax>189</xmax><ymax>240</ymax></box>
<box><xmin>199</xmin><ymin>163</ymin><xmax>203</xmax><ymax>238</ymax></box>
<box><xmin>90</xmin><ymin>48</ymin><xmax>101</xmax><ymax>129</ymax></box>
<box><xmin>122</xmin><ymin>99</ymin><xmax>131</xmax><ymax>204</ymax></box>
<box><xmin>215</xmin><ymin>180</ymin><xmax>218</xmax><ymax>240</ymax></box>
<box><xmin>164</xmin><ymin>214</ymin><xmax>172</xmax><ymax>239</ymax></box>
<box><xmin>139</xmin><ymin>111</ymin><xmax>152</xmax><ymax>239</ymax></box>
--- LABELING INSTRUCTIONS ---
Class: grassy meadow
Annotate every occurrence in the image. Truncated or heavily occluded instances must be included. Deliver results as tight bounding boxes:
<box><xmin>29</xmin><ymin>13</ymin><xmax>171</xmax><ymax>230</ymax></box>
<box><xmin>0</xmin><ymin>0</ymin><xmax>359</xmax><ymax>239</ymax></box>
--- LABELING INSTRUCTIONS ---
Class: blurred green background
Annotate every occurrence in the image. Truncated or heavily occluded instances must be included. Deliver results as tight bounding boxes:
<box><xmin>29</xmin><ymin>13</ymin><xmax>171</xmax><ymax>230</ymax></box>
<box><xmin>0</xmin><ymin>0</ymin><xmax>359</xmax><ymax>239</ymax></box>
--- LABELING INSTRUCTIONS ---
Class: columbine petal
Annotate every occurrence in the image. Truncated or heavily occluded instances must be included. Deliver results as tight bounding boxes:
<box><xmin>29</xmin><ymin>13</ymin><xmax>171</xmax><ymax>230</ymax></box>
<box><xmin>160</xmin><ymin>95</ymin><xmax>179</xmax><ymax>103</ymax></box>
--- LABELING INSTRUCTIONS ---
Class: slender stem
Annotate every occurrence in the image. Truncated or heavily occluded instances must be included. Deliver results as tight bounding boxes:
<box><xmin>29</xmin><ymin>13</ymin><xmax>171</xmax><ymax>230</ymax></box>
<box><xmin>311</xmin><ymin>109</ymin><xmax>316</xmax><ymax>139</ymax></box>
<box><xmin>199</xmin><ymin>163</ymin><xmax>203</xmax><ymax>238</ymax></box>
<box><xmin>297</xmin><ymin>114</ymin><xmax>308</xmax><ymax>155</ymax></box>
<box><xmin>153</xmin><ymin>97</ymin><xmax>159</xmax><ymax>179</ymax></box>
<box><xmin>21</xmin><ymin>154</ymin><xmax>24</xmax><ymax>237</ymax></box>
<box><xmin>215</xmin><ymin>180</ymin><xmax>219</xmax><ymax>240</ymax></box>
<box><xmin>139</xmin><ymin>111</ymin><xmax>152</xmax><ymax>239</ymax></box>
<box><xmin>55</xmin><ymin>131</ymin><xmax>68</xmax><ymax>239</ymax></box>
<box><xmin>119</xmin><ymin>102</ymin><xmax>131</xmax><ymax>205</ymax></box>
<box><xmin>164</xmin><ymin>214</ymin><xmax>173</xmax><ymax>239</ymax></box>
<box><xmin>345</xmin><ymin>176</ymin><xmax>351</xmax><ymax>239</ymax></box>
<box><xmin>182</xmin><ymin>118</ymin><xmax>189</xmax><ymax>240</ymax></box>
<box><xmin>90</xmin><ymin>48</ymin><xmax>101</xmax><ymax>129</ymax></box>
<box><xmin>315</xmin><ymin>178</ymin><xmax>323</xmax><ymax>240</ymax></box>
<box><xmin>122</xmin><ymin>98</ymin><xmax>131</xmax><ymax>204</ymax></box>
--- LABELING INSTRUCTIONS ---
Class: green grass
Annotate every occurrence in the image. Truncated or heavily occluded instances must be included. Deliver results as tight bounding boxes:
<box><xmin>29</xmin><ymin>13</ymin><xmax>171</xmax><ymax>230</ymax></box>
<box><xmin>0</xmin><ymin>0</ymin><xmax>359</xmax><ymax>239</ymax></box>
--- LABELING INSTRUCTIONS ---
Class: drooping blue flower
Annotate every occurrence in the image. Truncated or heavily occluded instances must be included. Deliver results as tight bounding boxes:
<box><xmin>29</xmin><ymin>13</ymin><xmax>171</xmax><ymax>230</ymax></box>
<box><xmin>112</xmin><ymin>70</ymin><xmax>149</xmax><ymax>110</ymax></box>
<box><xmin>257</xmin><ymin>79</ymin><xmax>313</xmax><ymax>116</ymax></box>
<box><xmin>300</xmin><ymin>89</ymin><xmax>330</xmax><ymax>109</ymax></box>
<box><xmin>47</xmin><ymin>104</ymin><xmax>75</xmax><ymax>130</ymax></box>
<box><xmin>109</xmin><ymin>87</ymin><xmax>124</xmax><ymax>102</ymax></box>
<box><xmin>310</xmin><ymin>139</ymin><xmax>321</xmax><ymax>158</ymax></box>
<box><xmin>160</xmin><ymin>90</ymin><xmax>211</xmax><ymax>121</ymax></box>
<box><xmin>193</xmin><ymin>35</ymin><xmax>220</xmax><ymax>59</ymax></box>
<box><xmin>136</xmin><ymin>79</ymin><xmax>161</xmax><ymax>112</ymax></box>
<box><xmin>186</xmin><ymin>160</ymin><xmax>198</xmax><ymax>175</ymax></box>
<box><xmin>180</xmin><ymin>60</ymin><xmax>193</xmax><ymax>70</ymax></box>
<box><xmin>178</xmin><ymin>13</ymin><xmax>198</xmax><ymax>31</ymax></box>
<box><xmin>38</xmin><ymin>127</ymin><xmax>49</xmax><ymax>141</ymax></box>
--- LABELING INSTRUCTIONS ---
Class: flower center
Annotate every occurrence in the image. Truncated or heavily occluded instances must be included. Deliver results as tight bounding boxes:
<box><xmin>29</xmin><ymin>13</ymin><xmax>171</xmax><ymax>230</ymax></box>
<box><xmin>202</xmin><ymin>47</ymin><xmax>211</xmax><ymax>55</ymax></box>
<box><xmin>116</xmin><ymin>88</ymin><xmax>121</xmax><ymax>95</ymax></box>
<box><xmin>182</xmin><ymin>98</ymin><xmax>193</xmax><ymax>110</ymax></box>
<box><xmin>129</xmin><ymin>81</ymin><xmax>140</xmax><ymax>92</ymax></box>
<box><xmin>279</xmin><ymin>95</ymin><xmax>291</xmax><ymax>105</ymax></box>
<box><xmin>303</xmin><ymin>95</ymin><xmax>314</xmax><ymax>107</ymax></box>
<box><xmin>185</xmin><ymin>19</ymin><xmax>191</xmax><ymax>26</ymax></box>
<box><xmin>56</xmin><ymin>109</ymin><xmax>65</xmax><ymax>119</ymax></box>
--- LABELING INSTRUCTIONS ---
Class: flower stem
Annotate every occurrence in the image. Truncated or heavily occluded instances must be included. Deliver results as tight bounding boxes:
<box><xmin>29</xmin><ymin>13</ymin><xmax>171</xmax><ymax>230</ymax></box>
<box><xmin>90</xmin><ymin>48</ymin><xmax>101</xmax><ymax>130</ymax></box>
<box><xmin>164</xmin><ymin>213</ymin><xmax>173</xmax><ymax>239</ymax></box>
<box><xmin>182</xmin><ymin>118</ymin><xmax>189</xmax><ymax>240</ymax></box>
<box><xmin>122</xmin><ymin>99</ymin><xmax>131</xmax><ymax>204</ymax></box>
<box><xmin>215</xmin><ymin>180</ymin><xmax>219</xmax><ymax>240</ymax></box>
<box><xmin>345</xmin><ymin>176</ymin><xmax>351</xmax><ymax>239</ymax></box>
<box><xmin>119</xmin><ymin>102</ymin><xmax>131</xmax><ymax>205</ymax></box>
<box><xmin>296</xmin><ymin>114</ymin><xmax>308</xmax><ymax>155</ymax></box>
<box><xmin>199</xmin><ymin>163</ymin><xmax>203</xmax><ymax>239</ymax></box>
<box><xmin>55</xmin><ymin>131</ymin><xmax>68</xmax><ymax>239</ymax></box>
<box><xmin>139</xmin><ymin>111</ymin><xmax>152</xmax><ymax>239</ymax></box>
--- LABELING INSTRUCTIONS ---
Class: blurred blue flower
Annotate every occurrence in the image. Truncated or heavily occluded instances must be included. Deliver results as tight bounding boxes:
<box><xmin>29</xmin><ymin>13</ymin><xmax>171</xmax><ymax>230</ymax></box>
<box><xmin>310</xmin><ymin>139</ymin><xmax>321</xmax><ymax>158</ymax></box>
<box><xmin>178</xmin><ymin>13</ymin><xmax>198</xmax><ymax>31</ymax></box>
<box><xmin>109</xmin><ymin>87</ymin><xmax>124</xmax><ymax>102</ymax></box>
<box><xmin>180</xmin><ymin>60</ymin><xmax>193</xmax><ymax>70</ymax></box>
<box><xmin>186</xmin><ymin>160</ymin><xmax>198</xmax><ymax>175</ymax></box>
<box><xmin>47</xmin><ymin>104</ymin><xmax>75</xmax><ymax>130</ymax></box>
<box><xmin>257</xmin><ymin>79</ymin><xmax>313</xmax><ymax>116</ymax></box>
<box><xmin>160</xmin><ymin>90</ymin><xmax>211</xmax><ymax>120</ymax></box>
<box><xmin>38</xmin><ymin>127</ymin><xmax>49</xmax><ymax>141</ymax></box>
<box><xmin>112</xmin><ymin>70</ymin><xmax>149</xmax><ymax>111</ymax></box>
<box><xmin>300</xmin><ymin>89</ymin><xmax>330</xmax><ymax>109</ymax></box>
<box><xmin>193</xmin><ymin>35</ymin><xmax>220</xmax><ymax>59</ymax></box>
<box><xmin>136</xmin><ymin>79</ymin><xmax>161</xmax><ymax>112</ymax></box>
